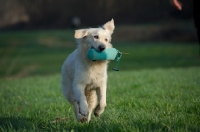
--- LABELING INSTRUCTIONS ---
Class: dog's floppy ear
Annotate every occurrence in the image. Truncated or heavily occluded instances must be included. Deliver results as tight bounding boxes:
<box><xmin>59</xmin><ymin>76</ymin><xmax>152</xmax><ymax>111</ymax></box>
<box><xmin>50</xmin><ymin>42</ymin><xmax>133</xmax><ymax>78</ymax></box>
<box><xmin>103</xmin><ymin>19</ymin><xmax>115</xmax><ymax>34</ymax></box>
<box><xmin>74</xmin><ymin>29</ymin><xmax>89</xmax><ymax>39</ymax></box>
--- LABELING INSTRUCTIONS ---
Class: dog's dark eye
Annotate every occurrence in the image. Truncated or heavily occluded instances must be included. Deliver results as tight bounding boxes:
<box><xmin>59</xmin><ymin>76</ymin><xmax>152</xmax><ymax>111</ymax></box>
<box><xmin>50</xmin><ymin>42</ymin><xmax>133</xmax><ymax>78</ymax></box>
<box><xmin>105</xmin><ymin>38</ymin><xmax>108</xmax><ymax>42</ymax></box>
<box><xmin>94</xmin><ymin>35</ymin><xmax>99</xmax><ymax>39</ymax></box>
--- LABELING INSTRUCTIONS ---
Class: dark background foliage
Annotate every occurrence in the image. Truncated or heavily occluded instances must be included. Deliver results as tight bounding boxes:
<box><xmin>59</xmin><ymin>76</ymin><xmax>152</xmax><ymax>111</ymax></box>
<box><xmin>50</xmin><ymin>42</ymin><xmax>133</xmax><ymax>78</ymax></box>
<box><xmin>0</xmin><ymin>0</ymin><xmax>193</xmax><ymax>29</ymax></box>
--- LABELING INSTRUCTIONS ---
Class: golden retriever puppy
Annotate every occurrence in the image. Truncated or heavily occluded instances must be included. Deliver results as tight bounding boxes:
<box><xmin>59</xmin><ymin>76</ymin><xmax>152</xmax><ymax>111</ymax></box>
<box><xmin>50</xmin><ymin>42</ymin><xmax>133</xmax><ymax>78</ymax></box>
<box><xmin>62</xmin><ymin>19</ymin><xmax>115</xmax><ymax>122</ymax></box>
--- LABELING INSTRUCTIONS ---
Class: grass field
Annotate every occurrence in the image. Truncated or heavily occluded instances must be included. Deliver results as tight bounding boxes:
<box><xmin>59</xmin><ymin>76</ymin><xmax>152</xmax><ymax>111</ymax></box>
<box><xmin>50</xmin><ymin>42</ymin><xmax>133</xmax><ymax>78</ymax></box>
<box><xmin>0</xmin><ymin>30</ymin><xmax>199</xmax><ymax>78</ymax></box>
<box><xmin>0</xmin><ymin>30</ymin><xmax>200</xmax><ymax>131</ymax></box>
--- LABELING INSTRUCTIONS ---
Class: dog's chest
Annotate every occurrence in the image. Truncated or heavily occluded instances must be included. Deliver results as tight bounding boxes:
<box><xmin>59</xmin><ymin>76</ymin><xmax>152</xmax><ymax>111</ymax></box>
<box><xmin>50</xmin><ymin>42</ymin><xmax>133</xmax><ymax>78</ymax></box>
<box><xmin>86</xmin><ymin>66</ymin><xmax>106</xmax><ymax>90</ymax></box>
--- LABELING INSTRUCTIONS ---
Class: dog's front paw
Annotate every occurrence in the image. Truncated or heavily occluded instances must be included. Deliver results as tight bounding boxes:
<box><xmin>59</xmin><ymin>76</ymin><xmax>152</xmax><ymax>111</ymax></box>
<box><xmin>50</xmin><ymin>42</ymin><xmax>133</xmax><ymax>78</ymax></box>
<box><xmin>78</xmin><ymin>102</ymin><xmax>89</xmax><ymax>123</ymax></box>
<box><xmin>79</xmin><ymin>102</ymin><xmax>89</xmax><ymax>117</ymax></box>
<box><xmin>77</xmin><ymin>114</ymin><xmax>88</xmax><ymax>123</ymax></box>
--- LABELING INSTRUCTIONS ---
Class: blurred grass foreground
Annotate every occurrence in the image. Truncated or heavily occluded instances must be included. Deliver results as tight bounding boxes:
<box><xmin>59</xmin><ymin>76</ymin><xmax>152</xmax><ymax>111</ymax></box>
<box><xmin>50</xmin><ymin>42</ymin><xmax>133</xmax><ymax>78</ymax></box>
<box><xmin>0</xmin><ymin>21</ymin><xmax>199</xmax><ymax>78</ymax></box>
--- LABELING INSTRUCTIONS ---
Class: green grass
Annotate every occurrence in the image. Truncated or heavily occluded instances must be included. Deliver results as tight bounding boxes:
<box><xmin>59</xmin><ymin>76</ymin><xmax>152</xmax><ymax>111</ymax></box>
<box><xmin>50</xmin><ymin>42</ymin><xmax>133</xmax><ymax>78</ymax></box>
<box><xmin>0</xmin><ymin>30</ymin><xmax>74</xmax><ymax>78</ymax></box>
<box><xmin>0</xmin><ymin>30</ymin><xmax>200</xmax><ymax>131</ymax></box>
<box><xmin>0</xmin><ymin>30</ymin><xmax>200</xmax><ymax>78</ymax></box>
<box><xmin>0</xmin><ymin>68</ymin><xmax>200</xmax><ymax>131</ymax></box>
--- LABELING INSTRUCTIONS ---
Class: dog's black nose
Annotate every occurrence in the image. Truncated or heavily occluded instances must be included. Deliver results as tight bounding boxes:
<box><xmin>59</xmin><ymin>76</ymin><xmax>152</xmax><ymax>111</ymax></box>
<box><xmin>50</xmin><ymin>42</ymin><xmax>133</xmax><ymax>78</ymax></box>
<box><xmin>99</xmin><ymin>44</ymin><xmax>105</xmax><ymax>52</ymax></box>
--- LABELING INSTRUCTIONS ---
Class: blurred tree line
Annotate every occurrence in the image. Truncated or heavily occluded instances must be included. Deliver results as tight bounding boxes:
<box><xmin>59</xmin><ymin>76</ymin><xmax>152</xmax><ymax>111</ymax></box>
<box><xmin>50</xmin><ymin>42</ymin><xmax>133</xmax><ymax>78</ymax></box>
<box><xmin>0</xmin><ymin>0</ymin><xmax>193</xmax><ymax>29</ymax></box>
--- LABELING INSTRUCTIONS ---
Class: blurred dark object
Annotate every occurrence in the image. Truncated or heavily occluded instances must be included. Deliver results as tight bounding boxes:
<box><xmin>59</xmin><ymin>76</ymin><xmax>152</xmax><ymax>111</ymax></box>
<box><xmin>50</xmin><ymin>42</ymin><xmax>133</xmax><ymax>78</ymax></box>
<box><xmin>71</xmin><ymin>16</ymin><xmax>81</xmax><ymax>29</ymax></box>
<box><xmin>170</xmin><ymin>0</ymin><xmax>199</xmax><ymax>45</ymax></box>
<box><xmin>193</xmin><ymin>0</ymin><xmax>200</xmax><ymax>44</ymax></box>
<box><xmin>170</xmin><ymin>0</ymin><xmax>182</xmax><ymax>10</ymax></box>
<box><xmin>0</xmin><ymin>0</ymin><xmax>193</xmax><ymax>30</ymax></box>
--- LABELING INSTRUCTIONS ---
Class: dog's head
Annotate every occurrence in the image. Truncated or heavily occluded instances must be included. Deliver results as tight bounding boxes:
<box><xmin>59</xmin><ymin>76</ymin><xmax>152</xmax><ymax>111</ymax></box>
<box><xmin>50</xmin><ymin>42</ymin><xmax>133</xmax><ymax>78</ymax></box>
<box><xmin>74</xmin><ymin>19</ymin><xmax>115</xmax><ymax>53</ymax></box>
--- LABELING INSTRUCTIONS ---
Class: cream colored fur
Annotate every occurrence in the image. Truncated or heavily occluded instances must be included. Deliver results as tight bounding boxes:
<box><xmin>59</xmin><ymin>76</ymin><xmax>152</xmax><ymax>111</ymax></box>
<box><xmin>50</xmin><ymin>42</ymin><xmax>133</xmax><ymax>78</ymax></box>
<box><xmin>61</xmin><ymin>19</ymin><xmax>115</xmax><ymax>122</ymax></box>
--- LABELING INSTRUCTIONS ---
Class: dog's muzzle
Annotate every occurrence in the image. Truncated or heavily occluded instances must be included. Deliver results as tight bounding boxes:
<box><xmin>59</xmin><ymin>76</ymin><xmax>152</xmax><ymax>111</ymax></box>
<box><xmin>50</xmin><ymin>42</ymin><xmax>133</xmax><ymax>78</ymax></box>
<box><xmin>98</xmin><ymin>44</ymin><xmax>105</xmax><ymax>52</ymax></box>
<box><xmin>89</xmin><ymin>45</ymin><xmax>106</xmax><ymax>62</ymax></box>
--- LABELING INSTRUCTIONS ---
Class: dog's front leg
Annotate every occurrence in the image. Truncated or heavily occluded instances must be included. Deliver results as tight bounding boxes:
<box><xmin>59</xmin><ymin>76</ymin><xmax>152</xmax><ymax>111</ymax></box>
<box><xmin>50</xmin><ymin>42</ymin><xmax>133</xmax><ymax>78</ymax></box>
<box><xmin>73</xmin><ymin>83</ymin><xmax>89</xmax><ymax>121</ymax></box>
<box><xmin>94</xmin><ymin>85</ymin><xmax>107</xmax><ymax>117</ymax></box>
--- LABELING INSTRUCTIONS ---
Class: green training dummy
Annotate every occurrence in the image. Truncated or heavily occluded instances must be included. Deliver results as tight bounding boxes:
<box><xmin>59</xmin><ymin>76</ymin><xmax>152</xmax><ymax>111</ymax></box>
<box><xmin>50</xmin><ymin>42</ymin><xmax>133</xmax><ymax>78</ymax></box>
<box><xmin>87</xmin><ymin>48</ymin><xmax>122</xmax><ymax>71</ymax></box>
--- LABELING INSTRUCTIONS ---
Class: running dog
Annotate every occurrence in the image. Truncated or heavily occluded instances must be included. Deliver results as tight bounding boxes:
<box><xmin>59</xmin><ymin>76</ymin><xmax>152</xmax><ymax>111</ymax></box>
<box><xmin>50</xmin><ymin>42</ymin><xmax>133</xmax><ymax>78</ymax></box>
<box><xmin>61</xmin><ymin>19</ymin><xmax>115</xmax><ymax>122</ymax></box>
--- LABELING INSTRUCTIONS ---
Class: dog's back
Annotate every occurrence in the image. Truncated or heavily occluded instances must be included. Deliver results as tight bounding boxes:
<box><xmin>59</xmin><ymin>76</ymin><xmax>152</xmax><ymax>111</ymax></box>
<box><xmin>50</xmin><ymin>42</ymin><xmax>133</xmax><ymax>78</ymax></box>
<box><xmin>61</xmin><ymin>49</ymin><xmax>77</xmax><ymax>102</ymax></box>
